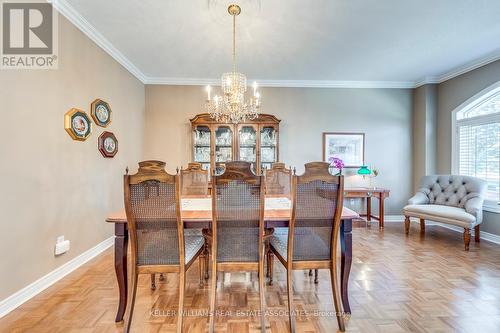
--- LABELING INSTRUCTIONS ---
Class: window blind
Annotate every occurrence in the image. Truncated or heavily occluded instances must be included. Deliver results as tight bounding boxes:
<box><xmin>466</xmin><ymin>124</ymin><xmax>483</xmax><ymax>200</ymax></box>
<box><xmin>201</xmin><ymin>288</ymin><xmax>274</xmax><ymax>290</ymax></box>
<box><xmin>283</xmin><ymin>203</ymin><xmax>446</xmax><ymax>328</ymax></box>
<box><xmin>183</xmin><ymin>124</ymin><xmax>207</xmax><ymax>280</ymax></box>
<box><xmin>458</xmin><ymin>122</ymin><xmax>500</xmax><ymax>202</ymax></box>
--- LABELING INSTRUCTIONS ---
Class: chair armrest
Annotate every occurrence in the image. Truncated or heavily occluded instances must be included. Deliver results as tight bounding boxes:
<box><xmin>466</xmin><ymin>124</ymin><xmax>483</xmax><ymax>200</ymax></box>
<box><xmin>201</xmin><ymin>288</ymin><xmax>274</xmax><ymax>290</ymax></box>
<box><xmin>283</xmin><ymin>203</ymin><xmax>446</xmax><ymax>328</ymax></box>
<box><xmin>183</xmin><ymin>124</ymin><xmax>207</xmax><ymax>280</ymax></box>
<box><xmin>408</xmin><ymin>192</ymin><xmax>429</xmax><ymax>205</ymax></box>
<box><xmin>465</xmin><ymin>197</ymin><xmax>484</xmax><ymax>224</ymax></box>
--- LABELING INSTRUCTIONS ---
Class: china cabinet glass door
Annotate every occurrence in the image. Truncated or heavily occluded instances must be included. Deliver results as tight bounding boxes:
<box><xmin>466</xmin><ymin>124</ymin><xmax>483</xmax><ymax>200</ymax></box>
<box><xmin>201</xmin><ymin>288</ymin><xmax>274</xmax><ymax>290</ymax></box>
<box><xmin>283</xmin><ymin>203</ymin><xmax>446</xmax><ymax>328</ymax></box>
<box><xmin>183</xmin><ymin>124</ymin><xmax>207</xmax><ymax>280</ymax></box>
<box><xmin>238</xmin><ymin>125</ymin><xmax>257</xmax><ymax>173</ymax></box>
<box><xmin>214</xmin><ymin>126</ymin><xmax>233</xmax><ymax>175</ymax></box>
<box><xmin>260</xmin><ymin>125</ymin><xmax>278</xmax><ymax>171</ymax></box>
<box><xmin>193</xmin><ymin>125</ymin><xmax>211</xmax><ymax>174</ymax></box>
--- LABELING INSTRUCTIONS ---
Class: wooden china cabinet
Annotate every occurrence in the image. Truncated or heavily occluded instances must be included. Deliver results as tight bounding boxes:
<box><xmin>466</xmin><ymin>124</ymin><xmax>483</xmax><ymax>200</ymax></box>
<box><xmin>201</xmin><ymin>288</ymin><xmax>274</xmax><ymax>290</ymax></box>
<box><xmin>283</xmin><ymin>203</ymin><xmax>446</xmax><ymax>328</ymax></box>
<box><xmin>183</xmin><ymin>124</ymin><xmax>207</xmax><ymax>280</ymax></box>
<box><xmin>190</xmin><ymin>113</ymin><xmax>280</xmax><ymax>176</ymax></box>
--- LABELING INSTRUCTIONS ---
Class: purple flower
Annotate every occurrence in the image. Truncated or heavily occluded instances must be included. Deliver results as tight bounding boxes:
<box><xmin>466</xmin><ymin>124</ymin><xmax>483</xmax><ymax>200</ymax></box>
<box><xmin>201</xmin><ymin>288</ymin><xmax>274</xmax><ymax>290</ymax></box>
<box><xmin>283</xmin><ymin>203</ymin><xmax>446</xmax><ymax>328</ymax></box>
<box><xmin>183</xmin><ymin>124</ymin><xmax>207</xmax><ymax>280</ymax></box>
<box><xmin>328</xmin><ymin>157</ymin><xmax>344</xmax><ymax>170</ymax></box>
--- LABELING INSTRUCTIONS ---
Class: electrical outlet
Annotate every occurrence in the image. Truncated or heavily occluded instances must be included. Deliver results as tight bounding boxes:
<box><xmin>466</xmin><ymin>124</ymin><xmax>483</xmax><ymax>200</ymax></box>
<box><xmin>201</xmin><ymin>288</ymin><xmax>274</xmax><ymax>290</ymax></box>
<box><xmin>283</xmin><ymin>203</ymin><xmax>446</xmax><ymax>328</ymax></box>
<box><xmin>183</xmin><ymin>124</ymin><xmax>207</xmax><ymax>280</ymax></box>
<box><xmin>55</xmin><ymin>236</ymin><xmax>70</xmax><ymax>256</ymax></box>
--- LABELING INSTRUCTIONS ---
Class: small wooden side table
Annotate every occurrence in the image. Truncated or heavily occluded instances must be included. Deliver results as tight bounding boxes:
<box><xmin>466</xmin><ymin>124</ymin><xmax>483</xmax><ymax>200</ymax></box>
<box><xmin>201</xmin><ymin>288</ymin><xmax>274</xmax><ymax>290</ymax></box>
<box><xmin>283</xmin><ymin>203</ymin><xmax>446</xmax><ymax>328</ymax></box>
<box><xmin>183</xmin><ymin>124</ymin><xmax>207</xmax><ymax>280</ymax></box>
<box><xmin>344</xmin><ymin>188</ymin><xmax>390</xmax><ymax>229</ymax></box>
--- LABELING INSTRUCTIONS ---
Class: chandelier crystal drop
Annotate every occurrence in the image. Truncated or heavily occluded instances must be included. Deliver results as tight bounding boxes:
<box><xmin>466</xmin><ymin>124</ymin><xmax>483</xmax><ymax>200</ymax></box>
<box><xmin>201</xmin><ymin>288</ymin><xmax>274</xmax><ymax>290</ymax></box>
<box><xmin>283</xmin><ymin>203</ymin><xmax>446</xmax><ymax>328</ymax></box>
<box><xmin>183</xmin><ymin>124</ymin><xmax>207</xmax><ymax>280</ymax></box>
<box><xmin>205</xmin><ymin>4</ymin><xmax>261</xmax><ymax>124</ymax></box>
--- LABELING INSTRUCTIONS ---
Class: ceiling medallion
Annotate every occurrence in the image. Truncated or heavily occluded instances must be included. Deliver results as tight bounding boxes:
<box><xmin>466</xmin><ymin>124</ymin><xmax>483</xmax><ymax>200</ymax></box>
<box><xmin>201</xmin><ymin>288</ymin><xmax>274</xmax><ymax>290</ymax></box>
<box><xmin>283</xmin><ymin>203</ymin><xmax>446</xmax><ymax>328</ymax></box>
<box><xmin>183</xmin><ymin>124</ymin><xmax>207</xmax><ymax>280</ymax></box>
<box><xmin>204</xmin><ymin>4</ymin><xmax>261</xmax><ymax>124</ymax></box>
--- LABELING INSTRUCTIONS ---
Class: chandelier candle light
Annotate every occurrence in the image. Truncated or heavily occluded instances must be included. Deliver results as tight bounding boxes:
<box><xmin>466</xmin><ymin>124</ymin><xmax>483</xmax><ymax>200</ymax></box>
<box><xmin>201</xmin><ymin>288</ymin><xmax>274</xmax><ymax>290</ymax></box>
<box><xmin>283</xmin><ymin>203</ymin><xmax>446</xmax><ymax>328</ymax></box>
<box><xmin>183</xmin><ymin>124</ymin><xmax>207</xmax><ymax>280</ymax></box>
<box><xmin>205</xmin><ymin>4</ymin><xmax>261</xmax><ymax>124</ymax></box>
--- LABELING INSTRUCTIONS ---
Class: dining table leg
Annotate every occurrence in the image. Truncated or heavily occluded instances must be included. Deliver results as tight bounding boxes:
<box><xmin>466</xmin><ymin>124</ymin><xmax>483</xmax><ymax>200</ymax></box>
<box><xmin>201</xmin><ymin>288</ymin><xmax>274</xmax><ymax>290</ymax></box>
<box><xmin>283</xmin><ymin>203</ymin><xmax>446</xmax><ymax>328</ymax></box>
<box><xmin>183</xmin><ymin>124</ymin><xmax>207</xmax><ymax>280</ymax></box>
<box><xmin>340</xmin><ymin>219</ymin><xmax>352</xmax><ymax>314</ymax></box>
<box><xmin>114</xmin><ymin>223</ymin><xmax>128</xmax><ymax>322</ymax></box>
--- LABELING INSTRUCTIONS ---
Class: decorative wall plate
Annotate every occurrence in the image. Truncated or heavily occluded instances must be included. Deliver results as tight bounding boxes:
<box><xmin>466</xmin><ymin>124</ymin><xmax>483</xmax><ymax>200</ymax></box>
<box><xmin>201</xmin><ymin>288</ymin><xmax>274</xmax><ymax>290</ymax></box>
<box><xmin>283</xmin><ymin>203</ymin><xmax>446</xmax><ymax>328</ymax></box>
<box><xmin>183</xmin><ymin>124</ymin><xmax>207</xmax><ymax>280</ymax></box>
<box><xmin>64</xmin><ymin>108</ymin><xmax>92</xmax><ymax>141</ymax></box>
<box><xmin>91</xmin><ymin>99</ymin><xmax>112</xmax><ymax>127</ymax></box>
<box><xmin>98</xmin><ymin>131</ymin><xmax>118</xmax><ymax>158</ymax></box>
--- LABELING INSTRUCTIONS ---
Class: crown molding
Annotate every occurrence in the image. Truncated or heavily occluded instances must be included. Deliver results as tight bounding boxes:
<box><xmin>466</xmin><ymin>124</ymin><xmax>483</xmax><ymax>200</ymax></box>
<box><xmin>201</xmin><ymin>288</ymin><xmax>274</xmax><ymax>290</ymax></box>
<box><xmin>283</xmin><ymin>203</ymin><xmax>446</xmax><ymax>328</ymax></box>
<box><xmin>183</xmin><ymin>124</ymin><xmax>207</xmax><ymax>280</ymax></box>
<box><xmin>438</xmin><ymin>49</ymin><xmax>500</xmax><ymax>83</ymax></box>
<box><xmin>50</xmin><ymin>0</ymin><xmax>500</xmax><ymax>90</ymax></box>
<box><xmin>50</xmin><ymin>0</ymin><xmax>147</xmax><ymax>83</ymax></box>
<box><xmin>415</xmin><ymin>49</ymin><xmax>500</xmax><ymax>88</ymax></box>
<box><xmin>141</xmin><ymin>47</ymin><xmax>500</xmax><ymax>88</ymax></box>
<box><xmin>144</xmin><ymin>77</ymin><xmax>416</xmax><ymax>89</ymax></box>
<box><xmin>414</xmin><ymin>76</ymin><xmax>440</xmax><ymax>88</ymax></box>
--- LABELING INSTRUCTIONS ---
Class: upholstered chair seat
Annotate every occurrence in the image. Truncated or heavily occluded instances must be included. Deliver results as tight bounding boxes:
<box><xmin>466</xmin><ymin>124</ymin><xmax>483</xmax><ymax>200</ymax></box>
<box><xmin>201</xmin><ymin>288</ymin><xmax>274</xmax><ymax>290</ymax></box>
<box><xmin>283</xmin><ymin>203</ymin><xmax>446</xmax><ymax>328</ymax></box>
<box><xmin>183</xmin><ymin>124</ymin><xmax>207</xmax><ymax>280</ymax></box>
<box><xmin>270</xmin><ymin>228</ymin><xmax>331</xmax><ymax>261</ymax></box>
<box><xmin>140</xmin><ymin>233</ymin><xmax>204</xmax><ymax>265</ymax></box>
<box><xmin>403</xmin><ymin>204</ymin><xmax>476</xmax><ymax>228</ymax></box>
<box><xmin>403</xmin><ymin>175</ymin><xmax>486</xmax><ymax>250</ymax></box>
<box><xmin>216</xmin><ymin>228</ymin><xmax>260</xmax><ymax>262</ymax></box>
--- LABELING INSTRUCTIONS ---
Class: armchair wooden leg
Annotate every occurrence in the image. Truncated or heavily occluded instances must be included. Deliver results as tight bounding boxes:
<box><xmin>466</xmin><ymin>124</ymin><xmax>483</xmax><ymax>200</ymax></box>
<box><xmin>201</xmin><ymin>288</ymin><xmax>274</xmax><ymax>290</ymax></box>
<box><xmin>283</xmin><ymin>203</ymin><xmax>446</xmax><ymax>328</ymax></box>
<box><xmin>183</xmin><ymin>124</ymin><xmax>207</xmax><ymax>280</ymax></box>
<box><xmin>124</xmin><ymin>271</ymin><xmax>138</xmax><ymax>333</ymax></box>
<box><xmin>474</xmin><ymin>225</ymin><xmax>480</xmax><ymax>243</ymax></box>
<box><xmin>209</xmin><ymin>265</ymin><xmax>217</xmax><ymax>333</ymax></box>
<box><xmin>258</xmin><ymin>253</ymin><xmax>267</xmax><ymax>333</ymax></box>
<box><xmin>404</xmin><ymin>216</ymin><xmax>410</xmax><ymax>235</ymax></box>
<box><xmin>464</xmin><ymin>228</ymin><xmax>471</xmax><ymax>251</ymax></box>
<box><xmin>199</xmin><ymin>255</ymin><xmax>204</xmax><ymax>287</ymax></box>
<box><xmin>268</xmin><ymin>252</ymin><xmax>274</xmax><ymax>286</ymax></box>
<box><xmin>314</xmin><ymin>269</ymin><xmax>319</xmax><ymax>284</ymax></box>
<box><xmin>265</xmin><ymin>243</ymin><xmax>270</xmax><ymax>278</ymax></box>
<box><xmin>177</xmin><ymin>269</ymin><xmax>186</xmax><ymax>333</ymax></box>
<box><xmin>204</xmin><ymin>240</ymin><xmax>210</xmax><ymax>280</ymax></box>
<box><xmin>329</xmin><ymin>266</ymin><xmax>345</xmax><ymax>332</ymax></box>
<box><xmin>150</xmin><ymin>273</ymin><xmax>156</xmax><ymax>290</ymax></box>
<box><xmin>308</xmin><ymin>269</ymin><xmax>313</xmax><ymax>276</ymax></box>
<box><xmin>419</xmin><ymin>219</ymin><xmax>425</xmax><ymax>234</ymax></box>
<box><xmin>286</xmin><ymin>268</ymin><xmax>295</xmax><ymax>333</ymax></box>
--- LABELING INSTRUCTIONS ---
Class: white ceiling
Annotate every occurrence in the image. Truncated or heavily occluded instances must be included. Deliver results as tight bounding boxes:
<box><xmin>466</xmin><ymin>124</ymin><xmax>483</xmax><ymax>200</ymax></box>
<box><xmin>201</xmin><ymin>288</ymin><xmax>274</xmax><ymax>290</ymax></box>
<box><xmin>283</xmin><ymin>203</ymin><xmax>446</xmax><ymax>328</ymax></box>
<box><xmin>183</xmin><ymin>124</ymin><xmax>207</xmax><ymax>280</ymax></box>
<box><xmin>59</xmin><ymin>0</ymin><xmax>500</xmax><ymax>87</ymax></box>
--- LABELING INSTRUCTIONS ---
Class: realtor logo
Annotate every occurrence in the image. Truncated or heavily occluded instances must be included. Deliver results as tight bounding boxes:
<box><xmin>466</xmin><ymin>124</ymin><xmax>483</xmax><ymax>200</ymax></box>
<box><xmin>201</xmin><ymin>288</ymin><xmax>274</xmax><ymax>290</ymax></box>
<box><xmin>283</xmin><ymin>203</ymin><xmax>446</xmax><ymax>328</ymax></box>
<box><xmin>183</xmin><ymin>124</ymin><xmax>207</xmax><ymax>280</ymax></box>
<box><xmin>1</xmin><ymin>0</ymin><xmax>58</xmax><ymax>69</ymax></box>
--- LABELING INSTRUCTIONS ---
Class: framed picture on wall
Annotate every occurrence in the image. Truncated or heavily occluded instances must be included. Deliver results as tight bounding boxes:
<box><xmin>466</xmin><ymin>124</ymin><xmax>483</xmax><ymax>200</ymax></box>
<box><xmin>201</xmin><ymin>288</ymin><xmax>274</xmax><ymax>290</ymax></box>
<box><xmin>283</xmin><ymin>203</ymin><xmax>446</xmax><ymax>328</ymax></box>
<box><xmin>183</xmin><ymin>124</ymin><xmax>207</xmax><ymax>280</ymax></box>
<box><xmin>322</xmin><ymin>132</ymin><xmax>365</xmax><ymax>167</ymax></box>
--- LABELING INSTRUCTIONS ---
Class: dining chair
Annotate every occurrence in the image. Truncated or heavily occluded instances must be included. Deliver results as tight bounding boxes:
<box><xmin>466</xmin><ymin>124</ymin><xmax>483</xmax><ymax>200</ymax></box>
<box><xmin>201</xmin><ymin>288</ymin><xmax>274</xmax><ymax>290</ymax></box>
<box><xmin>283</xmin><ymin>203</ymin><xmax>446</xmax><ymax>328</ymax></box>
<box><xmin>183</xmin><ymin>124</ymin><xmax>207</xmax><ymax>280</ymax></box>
<box><xmin>149</xmin><ymin>163</ymin><xmax>210</xmax><ymax>290</ymax></box>
<box><xmin>209</xmin><ymin>161</ymin><xmax>267</xmax><ymax>333</ymax></box>
<box><xmin>123</xmin><ymin>160</ymin><xmax>205</xmax><ymax>333</ymax></box>
<box><xmin>180</xmin><ymin>162</ymin><xmax>211</xmax><ymax>285</ymax></box>
<box><xmin>264</xmin><ymin>162</ymin><xmax>292</xmax><ymax>196</ymax></box>
<box><xmin>180</xmin><ymin>162</ymin><xmax>209</xmax><ymax>196</ymax></box>
<box><xmin>268</xmin><ymin>162</ymin><xmax>346</xmax><ymax>332</ymax></box>
<box><xmin>264</xmin><ymin>162</ymin><xmax>292</xmax><ymax>285</ymax></box>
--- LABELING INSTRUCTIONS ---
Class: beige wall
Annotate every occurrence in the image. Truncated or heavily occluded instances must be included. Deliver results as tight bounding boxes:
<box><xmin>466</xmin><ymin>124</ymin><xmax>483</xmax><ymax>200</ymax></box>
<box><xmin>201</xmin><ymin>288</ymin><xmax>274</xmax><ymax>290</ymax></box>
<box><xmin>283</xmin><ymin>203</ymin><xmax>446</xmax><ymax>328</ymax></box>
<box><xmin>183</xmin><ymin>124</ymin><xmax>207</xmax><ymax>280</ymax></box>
<box><xmin>0</xmin><ymin>17</ymin><xmax>145</xmax><ymax>300</ymax></box>
<box><xmin>144</xmin><ymin>85</ymin><xmax>413</xmax><ymax>215</ymax></box>
<box><xmin>436</xmin><ymin>59</ymin><xmax>500</xmax><ymax>235</ymax></box>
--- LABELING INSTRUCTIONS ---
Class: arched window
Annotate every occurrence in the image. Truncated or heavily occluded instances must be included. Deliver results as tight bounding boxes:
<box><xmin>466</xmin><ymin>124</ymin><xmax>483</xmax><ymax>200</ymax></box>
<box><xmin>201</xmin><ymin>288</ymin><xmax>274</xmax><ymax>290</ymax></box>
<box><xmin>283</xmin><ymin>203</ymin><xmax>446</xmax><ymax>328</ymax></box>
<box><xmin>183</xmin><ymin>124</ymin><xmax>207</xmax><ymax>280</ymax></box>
<box><xmin>453</xmin><ymin>82</ymin><xmax>500</xmax><ymax>207</ymax></box>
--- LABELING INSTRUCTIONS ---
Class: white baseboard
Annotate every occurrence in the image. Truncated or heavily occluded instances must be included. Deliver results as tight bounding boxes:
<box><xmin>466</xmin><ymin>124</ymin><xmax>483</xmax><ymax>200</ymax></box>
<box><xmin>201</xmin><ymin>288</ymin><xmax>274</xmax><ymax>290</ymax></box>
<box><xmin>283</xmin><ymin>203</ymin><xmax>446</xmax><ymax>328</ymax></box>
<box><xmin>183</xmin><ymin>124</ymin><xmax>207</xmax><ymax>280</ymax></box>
<box><xmin>381</xmin><ymin>215</ymin><xmax>500</xmax><ymax>245</ymax></box>
<box><xmin>384</xmin><ymin>215</ymin><xmax>407</xmax><ymax>222</ymax></box>
<box><xmin>0</xmin><ymin>236</ymin><xmax>114</xmax><ymax>318</ymax></box>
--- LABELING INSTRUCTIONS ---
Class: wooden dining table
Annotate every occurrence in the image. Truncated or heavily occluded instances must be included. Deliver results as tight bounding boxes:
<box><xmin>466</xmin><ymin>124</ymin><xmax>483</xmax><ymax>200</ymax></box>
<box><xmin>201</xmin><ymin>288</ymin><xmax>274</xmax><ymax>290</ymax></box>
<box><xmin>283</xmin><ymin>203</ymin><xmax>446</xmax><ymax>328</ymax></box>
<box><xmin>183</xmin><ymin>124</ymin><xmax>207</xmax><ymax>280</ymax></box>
<box><xmin>106</xmin><ymin>196</ymin><xmax>358</xmax><ymax>322</ymax></box>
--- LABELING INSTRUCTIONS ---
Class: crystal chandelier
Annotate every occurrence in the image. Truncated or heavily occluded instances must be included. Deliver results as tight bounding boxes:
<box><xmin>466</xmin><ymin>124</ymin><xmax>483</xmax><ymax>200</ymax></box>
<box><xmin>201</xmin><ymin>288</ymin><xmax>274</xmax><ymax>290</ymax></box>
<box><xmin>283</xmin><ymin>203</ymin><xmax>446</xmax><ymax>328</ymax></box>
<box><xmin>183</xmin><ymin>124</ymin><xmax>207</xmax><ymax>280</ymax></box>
<box><xmin>205</xmin><ymin>4</ymin><xmax>261</xmax><ymax>124</ymax></box>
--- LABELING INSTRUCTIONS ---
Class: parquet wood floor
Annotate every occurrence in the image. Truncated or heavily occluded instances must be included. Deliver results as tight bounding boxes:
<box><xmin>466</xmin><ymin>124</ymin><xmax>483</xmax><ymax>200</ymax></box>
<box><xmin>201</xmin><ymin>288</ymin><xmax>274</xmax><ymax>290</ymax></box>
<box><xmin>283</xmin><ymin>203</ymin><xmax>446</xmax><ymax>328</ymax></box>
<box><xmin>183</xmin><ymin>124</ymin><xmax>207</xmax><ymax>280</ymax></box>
<box><xmin>2</xmin><ymin>222</ymin><xmax>500</xmax><ymax>333</ymax></box>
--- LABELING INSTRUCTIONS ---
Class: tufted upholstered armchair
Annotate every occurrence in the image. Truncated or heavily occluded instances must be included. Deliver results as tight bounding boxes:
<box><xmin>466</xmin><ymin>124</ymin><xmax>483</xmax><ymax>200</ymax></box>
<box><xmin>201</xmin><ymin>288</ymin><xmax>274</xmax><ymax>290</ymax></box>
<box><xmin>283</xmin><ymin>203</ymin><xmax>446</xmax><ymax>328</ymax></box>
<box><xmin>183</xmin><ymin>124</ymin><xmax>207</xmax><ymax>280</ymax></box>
<box><xmin>403</xmin><ymin>175</ymin><xmax>486</xmax><ymax>250</ymax></box>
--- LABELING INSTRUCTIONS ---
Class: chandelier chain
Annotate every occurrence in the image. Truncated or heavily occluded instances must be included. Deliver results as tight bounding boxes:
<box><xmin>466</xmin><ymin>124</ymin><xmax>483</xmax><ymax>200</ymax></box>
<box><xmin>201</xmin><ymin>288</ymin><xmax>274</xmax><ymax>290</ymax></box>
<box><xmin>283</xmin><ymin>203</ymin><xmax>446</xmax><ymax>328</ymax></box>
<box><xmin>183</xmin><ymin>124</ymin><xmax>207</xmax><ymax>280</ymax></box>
<box><xmin>204</xmin><ymin>4</ymin><xmax>261</xmax><ymax>124</ymax></box>
<box><xmin>233</xmin><ymin>12</ymin><xmax>236</xmax><ymax>73</ymax></box>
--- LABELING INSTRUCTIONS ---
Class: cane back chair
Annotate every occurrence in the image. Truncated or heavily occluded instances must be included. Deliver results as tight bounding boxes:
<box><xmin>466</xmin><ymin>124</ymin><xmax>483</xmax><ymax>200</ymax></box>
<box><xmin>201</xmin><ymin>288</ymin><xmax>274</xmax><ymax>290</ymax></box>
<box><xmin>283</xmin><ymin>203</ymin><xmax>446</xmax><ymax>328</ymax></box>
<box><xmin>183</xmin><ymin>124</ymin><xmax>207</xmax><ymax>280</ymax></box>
<box><xmin>209</xmin><ymin>161</ymin><xmax>267</xmax><ymax>333</ymax></box>
<box><xmin>264</xmin><ymin>162</ymin><xmax>292</xmax><ymax>197</ymax></box>
<box><xmin>180</xmin><ymin>162</ymin><xmax>209</xmax><ymax>196</ymax></box>
<box><xmin>264</xmin><ymin>163</ymin><xmax>292</xmax><ymax>285</ymax></box>
<box><xmin>123</xmin><ymin>160</ymin><xmax>205</xmax><ymax>333</ymax></box>
<box><xmin>149</xmin><ymin>163</ymin><xmax>209</xmax><ymax>289</ymax></box>
<box><xmin>269</xmin><ymin>162</ymin><xmax>346</xmax><ymax>332</ymax></box>
<box><xmin>180</xmin><ymin>162</ymin><xmax>212</xmax><ymax>285</ymax></box>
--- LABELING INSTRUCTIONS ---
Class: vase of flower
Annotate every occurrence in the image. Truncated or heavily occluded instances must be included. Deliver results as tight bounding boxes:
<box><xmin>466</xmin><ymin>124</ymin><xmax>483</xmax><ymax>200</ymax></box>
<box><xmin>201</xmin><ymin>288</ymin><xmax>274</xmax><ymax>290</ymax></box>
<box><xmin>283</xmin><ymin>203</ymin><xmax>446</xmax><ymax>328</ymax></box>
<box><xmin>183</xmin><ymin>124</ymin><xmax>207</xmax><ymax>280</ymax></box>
<box><xmin>328</xmin><ymin>157</ymin><xmax>345</xmax><ymax>176</ymax></box>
